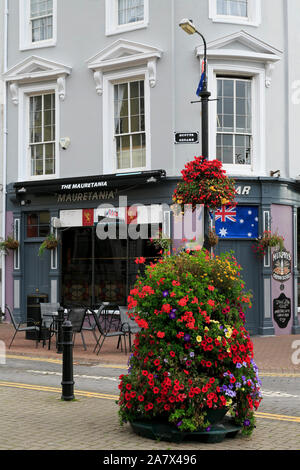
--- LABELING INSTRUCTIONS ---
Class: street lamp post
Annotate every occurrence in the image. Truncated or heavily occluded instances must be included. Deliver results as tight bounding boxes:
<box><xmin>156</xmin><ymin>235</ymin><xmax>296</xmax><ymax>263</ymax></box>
<box><xmin>179</xmin><ymin>19</ymin><xmax>211</xmax><ymax>249</ymax></box>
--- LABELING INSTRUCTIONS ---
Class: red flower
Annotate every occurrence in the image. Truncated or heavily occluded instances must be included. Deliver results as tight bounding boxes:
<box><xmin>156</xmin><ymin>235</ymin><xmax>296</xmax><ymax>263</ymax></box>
<box><xmin>157</xmin><ymin>331</ymin><xmax>165</xmax><ymax>339</ymax></box>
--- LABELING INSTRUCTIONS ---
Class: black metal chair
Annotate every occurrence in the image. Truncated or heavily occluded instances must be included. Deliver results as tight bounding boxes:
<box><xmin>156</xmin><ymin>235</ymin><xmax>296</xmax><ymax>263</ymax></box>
<box><xmin>83</xmin><ymin>304</ymin><xmax>105</xmax><ymax>344</ymax></box>
<box><xmin>6</xmin><ymin>304</ymin><xmax>40</xmax><ymax>349</ymax></box>
<box><xmin>92</xmin><ymin>310</ymin><xmax>127</xmax><ymax>355</ymax></box>
<box><xmin>118</xmin><ymin>306</ymin><xmax>141</xmax><ymax>351</ymax></box>
<box><xmin>67</xmin><ymin>307</ymin><xmax>88</xmax><ymax>350</ymax></box>
<box><xmin>40</xmin><ymin>302</ymin><xmax>60</xmax><ymax>350</ymax></box>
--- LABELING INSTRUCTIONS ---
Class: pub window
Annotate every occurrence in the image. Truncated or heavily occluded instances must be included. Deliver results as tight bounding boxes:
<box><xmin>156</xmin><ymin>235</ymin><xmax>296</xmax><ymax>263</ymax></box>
<box><xmin>105</xmin><ymin>0</ymin><xmax>149</xmax><ymax>36</ymax></box>
<box><xmin>19</xmin><ymin>0</ymin><xmax>57</xmax><ymax>51</ymax></box>
<box><xmin>216</xmin><ymin>77</ymin><xmax>252</xmax><ymax>166</ymax></box>
<box><xmin>114</xmin><ymin>80</ymin><xmax>146</xmax><ymax>170</ymax></box>
<box><xmin>29</xmin><ymin>93</ymin><xmax>56</xmax><ymax>177</ymax></box>
<box><xmin>30</xmin><ymin>0</ymin><xmax>54</xmax><ymax>43</ymax></box>
<box><xmin>209</xmin><ymin>0</ymin><xmax>261</xmax><ymax>26</ymax></box>
<box><xmin>26</xmin><ymin>211</ymin><xmax>50</xmax><ymax>238</ymax></box>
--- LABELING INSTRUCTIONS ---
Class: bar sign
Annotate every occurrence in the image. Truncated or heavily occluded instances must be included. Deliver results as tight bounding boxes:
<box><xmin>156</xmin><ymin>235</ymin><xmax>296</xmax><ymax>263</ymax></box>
<box><xmin>174</xmin><ymin>132</ymin><xmax>199</xmax><ymax>144</ymax></box>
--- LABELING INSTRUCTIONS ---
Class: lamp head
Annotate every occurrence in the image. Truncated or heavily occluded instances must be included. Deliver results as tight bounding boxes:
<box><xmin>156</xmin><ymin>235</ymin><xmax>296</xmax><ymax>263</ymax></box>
<box><xmin>179</xmin><ymin>18</ymin><xmax>196</xmax><ymax>35</ymax></box>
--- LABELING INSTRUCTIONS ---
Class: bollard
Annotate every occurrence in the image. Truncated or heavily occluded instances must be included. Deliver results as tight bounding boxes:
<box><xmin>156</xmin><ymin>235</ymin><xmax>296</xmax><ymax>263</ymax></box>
<box><xmin>61</xmin><ymin>320</ymin><xmax>75</xmax><ymax>401</ymax></box>
<box><xmin>56</xmin><ymin>307</ymin><xmax>65</xmax><ymax>354</ymax></box>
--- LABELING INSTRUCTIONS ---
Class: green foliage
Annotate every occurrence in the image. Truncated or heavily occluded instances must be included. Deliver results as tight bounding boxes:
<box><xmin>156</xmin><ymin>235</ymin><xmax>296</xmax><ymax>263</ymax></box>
<box><xmin>38</xmin><ymin>233</ymin><xmax>58</xmax><ymax>257</ymax></box>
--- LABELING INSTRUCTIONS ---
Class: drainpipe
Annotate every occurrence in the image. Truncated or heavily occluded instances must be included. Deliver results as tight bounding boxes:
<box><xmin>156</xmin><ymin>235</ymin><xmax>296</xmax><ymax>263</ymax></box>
<box><xmin>2</xmin><ymin>0</ymin><xmax>8</xmax><ymax>314</ymax></box>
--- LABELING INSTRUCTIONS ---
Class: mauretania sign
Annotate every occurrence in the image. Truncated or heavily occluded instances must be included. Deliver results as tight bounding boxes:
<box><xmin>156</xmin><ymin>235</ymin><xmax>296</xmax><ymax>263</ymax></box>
<box><xmin>57</xmin><ymin>190</ymin><xmax>116</xmax><ymax>203</ymax></box>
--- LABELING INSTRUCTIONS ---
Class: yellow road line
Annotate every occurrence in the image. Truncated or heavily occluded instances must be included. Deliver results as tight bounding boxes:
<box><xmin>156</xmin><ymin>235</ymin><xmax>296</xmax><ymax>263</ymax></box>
<box><xmin>5</xmin><ymin>354</ymin><xmax>62</xmax><ymax>364</ymax></box>
<box><xmin>5</xmin><ymin>354</ymin><xmax>128</xmax><ymax>369</ymax></box>
<box><xmin>0</xmin><ymin>381</ymin><xmax>118</xmax><ymax>400</ymax></box>
<box><xmin>255</xmin><ymin>411</ymin><xmax>300</xmax><ymax>423</ymax></box>
<box><xmin>260</xmin><ymin>373</ymin><xmax>300</xmax><ymax>378</ymax></box>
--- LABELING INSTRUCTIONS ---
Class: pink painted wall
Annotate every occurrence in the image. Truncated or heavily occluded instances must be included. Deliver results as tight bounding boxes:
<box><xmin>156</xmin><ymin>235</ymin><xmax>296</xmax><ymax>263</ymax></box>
<box><xmin>5</xmin><ymin>211</ymin><xmax>14</xmax><ymax>321</ymax></box>
<box><xmin>271</xmin><ymin>205</ymin><xmax>293</xmax><ymax>336</ymax></box>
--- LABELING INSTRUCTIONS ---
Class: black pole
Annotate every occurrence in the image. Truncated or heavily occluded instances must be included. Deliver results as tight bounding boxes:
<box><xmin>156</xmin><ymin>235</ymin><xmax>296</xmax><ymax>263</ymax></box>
<box><xmin>56</xmin><ymin>306</ymin><xmax>65</xmax><ymax>354</ymax></box>
<box><xmin>61</xmin><ymin>319</ymin><xmax>75</xmax><ymax>401</ymax></box>
<box><xmin>196</xmin><ymin>32</ymin><xmax>211</xmax><ymax>250</ymax></box>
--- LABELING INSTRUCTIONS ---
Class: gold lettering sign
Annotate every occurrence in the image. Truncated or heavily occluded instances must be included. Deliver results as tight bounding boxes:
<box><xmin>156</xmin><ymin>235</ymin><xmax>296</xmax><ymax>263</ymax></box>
<box><xmin>57</xmin><ymin>191</ymin><xmax>116</xmax><ymax>203</ymax></box>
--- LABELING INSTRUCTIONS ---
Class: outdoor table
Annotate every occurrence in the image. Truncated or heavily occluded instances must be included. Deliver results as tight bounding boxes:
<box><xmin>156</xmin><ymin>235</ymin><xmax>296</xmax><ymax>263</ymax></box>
<box><xmin>41</xmin><ymin>309</ymin><xmax>68</xmax><ymax>352</ymax></box>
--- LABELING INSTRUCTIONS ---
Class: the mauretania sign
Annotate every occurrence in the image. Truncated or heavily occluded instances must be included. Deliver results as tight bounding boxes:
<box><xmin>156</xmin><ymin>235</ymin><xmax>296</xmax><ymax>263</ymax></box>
<box><xmin>60</xmin><ymin>181</ymin><xmax>108</xmax><ymax>191</ymax></box>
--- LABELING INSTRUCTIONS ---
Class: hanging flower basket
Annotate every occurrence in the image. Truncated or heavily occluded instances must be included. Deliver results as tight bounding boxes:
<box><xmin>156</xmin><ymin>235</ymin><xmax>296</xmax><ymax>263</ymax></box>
<box><xmin>252</xmin><ymin>231</ymin><xmax>285</xmax><ymax>258</ymax></box>
<box><xmin>172</xmin><ymin>156</ymin><xmax>236</xmax><ymax>211</ymax></box>
<box><xmin>38</xmin><ymin>234</ymin><xmax>59</xmax><ymax>257</ymax></box>
<box><xmin>0</xmin><ymin>236</ymin><xmax>19</xmax><ymax>254</ymax></box>
<box><xmin>207</xmin><ymin>228</ymin><xmax>219</xmax><ymax>247</ymax></box>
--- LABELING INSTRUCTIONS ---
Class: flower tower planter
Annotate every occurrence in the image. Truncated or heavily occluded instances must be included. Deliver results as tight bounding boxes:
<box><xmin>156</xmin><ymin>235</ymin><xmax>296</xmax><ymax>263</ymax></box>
<box><xmin>118</xmin><ymin>249</ymin><xmax>262</xmax><ymax>443</ymax></box>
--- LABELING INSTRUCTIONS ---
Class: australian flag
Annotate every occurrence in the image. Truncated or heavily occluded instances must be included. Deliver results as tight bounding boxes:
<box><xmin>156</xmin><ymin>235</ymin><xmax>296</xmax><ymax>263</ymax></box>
<box><xmin>196</xmin><ymin>72</ymin><xmax>205</xmax><ymax>96</ymax></box>
<box><xmin>215</xmin><ymin>205</ymin><xmax>259</xmax><ymax>239</ymax></box>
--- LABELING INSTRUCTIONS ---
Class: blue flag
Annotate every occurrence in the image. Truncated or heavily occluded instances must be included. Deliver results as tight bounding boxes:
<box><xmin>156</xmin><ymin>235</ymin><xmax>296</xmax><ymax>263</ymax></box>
<box><xmin>196</xmin><ymin>72</ymin><xmax>205</xmax><ymax>96</ymax></box>
<box><xmin>215</xmin><ymin>205</ymin><xmax>259</xmax><ymax>239</ymax></box>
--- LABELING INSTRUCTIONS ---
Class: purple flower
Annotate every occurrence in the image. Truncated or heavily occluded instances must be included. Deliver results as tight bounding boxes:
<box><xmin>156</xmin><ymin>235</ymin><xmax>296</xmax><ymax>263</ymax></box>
<box><xmin>243</xmin><ymin>419</ymin><xmax>251</xmax><ymax>427</ymax></box>
<box><xmin>177</xmin><ymin>421</ymin><xmax>183</xmax><ymax>427</ymax></box>
<box><xmin>206</xmin><ymin>426</ymin><xmax>211</xmax><ymax>432</ymax></box>
<box><xmin>236</xmin><ymin>363</ymin><xmax>242</xmax><ymax>369</ymax></box>
<box><xmin>184</xmin><ymin>334</ymin><xmax>191</xmax><ymax>342</ymax></box>
<box><xmin>190</xmin><ymin>352</ymin><xmax>195</xmax><ymax>358</ymax></box>
<box><xmin>163</xmin><ymin>290</ymin><xmax>169</xmax><ymax>297</ymax></box>
<box><xmin>169</xmin><ymin>312</ymin><xmax>176</xmax><ymax>320</ymax></box>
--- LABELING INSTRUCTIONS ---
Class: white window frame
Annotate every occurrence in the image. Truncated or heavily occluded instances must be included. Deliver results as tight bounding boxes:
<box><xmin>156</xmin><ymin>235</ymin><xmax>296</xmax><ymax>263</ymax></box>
<box><xmin>102</xmin><ymin>67</ymin><xmax>151</xmax><ymax>175</ymax></box>
<box><xmin>19</xmin><ymin>0</ymin><xmax>57</xmax><ymax>51</ymax></box>
<box><xmin>209</xmin><ymin>0</ymin><xmax>261</xmax><ymax>26</ymax></box>
<box><xmin>208</xmin><ymin>62</ymin><xmax>266</xmax><ymax>177</ymax></box>
<box><xmin>18</xmin><ymin>81</ymin><xmax>60</xmax><ymax>181</ymax></box>
<box><xmin>105</xmin><ymin>0</ymin><xmax>149</xmax><ymax>36</ymax></box>
<box><xmin>216</xmin><ymin>76</ymin><xmax>253</xmax><ymax>167</ymax></box>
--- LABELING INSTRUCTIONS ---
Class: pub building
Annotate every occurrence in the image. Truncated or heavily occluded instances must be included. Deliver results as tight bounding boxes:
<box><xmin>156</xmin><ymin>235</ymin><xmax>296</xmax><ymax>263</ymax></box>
<box><xmin>5</xmin><ymin>170</ymin><xmax>300</xmax><ymax>337</ymax></box>
<box><xmin>6</xmin><ymin>170</ymin><xmax>173</xmax><ymax>323</ymax></box>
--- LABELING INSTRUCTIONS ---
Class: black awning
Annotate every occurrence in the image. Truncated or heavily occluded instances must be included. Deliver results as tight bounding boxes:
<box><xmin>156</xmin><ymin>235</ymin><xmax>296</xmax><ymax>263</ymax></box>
<box><xmin>14</xmin><ymin>170</ymin><xmax>166</xmax><ymax>196</ymax></box>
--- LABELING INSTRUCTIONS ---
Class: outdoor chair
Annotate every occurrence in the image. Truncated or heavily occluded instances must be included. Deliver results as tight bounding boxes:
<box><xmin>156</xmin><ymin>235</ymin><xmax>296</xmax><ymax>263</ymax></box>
<box><xmin>6</xmin><ymin>304</ymin><xmax>40</xmax><ymax>349</ymax></box>
<box><xmin>118</xmin><ymin>306</ymin><xmax>142</xmax><ymax>351</ymax></box>
<box><xmin>92</xmin><ymin>310</ymin><xmax>127</xmax><ymax>355</ymax></box>
<box><xmin>82</xmin><ymin>304</ymin><xmax>105</xmax><ymax>344</ymax></box>
<box><xmin>67</xmin><ymin>307</ymin><xmax>88</xmax><ymax>350</ymax></box>
<box><xmin>40</xmin><ymin>302</ymin><xmax>60</xmax><ymax>350</ymax></box>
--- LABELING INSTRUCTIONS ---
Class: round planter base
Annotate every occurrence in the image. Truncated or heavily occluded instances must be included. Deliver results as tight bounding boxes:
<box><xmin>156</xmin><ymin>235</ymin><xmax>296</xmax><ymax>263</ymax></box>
<box><xmin>131</xmin><ymin>417</ymin><xmax>241</xmax><ymax>444</ymax></box>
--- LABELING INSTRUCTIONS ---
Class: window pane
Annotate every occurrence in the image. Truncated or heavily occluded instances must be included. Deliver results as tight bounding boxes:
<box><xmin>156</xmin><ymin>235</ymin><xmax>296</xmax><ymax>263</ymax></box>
<box><xmin>118</xmin><ymin>0</ymin><xmax>144</xmax><ymax>25</ymax></box>
<box><xmin>117</xmin><ymin>135</ymin><xmax>130</xmax><ymax>169</ymax></box>
<box><xmin>132</xmin><ymin>134</ymin><xmax>146</xmax><ymax>167</ymax></box>
<box><xmin>223</xmin><ymin>80</ymin><xmax>234</xmax><ymax>97</ymax></box>
<box><xmin>114</xmin><ymin>80</ymin><xmax>146</xmax><ymax>169</ymax></box>
<box><xmin>45</xmin><ymin>143</ymin><xmax>55</xmax><ymax>174</ymax></box>
<box><xmin>31</xmin><ymin>0</ymin><xmax>53</xmax><ymax>18</ymax></box>
<box><xmin>234</xmin><ymin>135</ymin><xmax>251</xmax><ymax>165</ymax></box>
<box><xmin>27</xmin><ymin>213</ymin><xmax>39</xmax><ymax>237</ymax></box>
<box><xmin>31</xmin><ymin>145</ymin><xmax>44</xmax><ymax>176</ymax></box>
<box><xmin>217</xmin><ymin>0</ymin><xmax>248</xmax><ymax>17</ymax></box>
